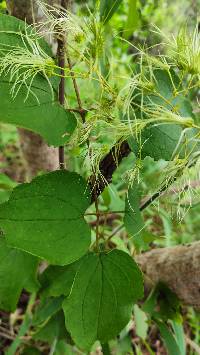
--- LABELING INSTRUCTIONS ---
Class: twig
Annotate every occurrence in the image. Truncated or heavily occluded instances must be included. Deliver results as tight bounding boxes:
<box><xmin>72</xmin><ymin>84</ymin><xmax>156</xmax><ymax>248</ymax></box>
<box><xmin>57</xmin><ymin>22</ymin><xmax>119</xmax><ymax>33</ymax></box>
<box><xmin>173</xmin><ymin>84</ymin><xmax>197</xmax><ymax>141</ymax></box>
<box><xmin>94</xmin><ymin>189</ymin><xmax>100</xmax><ymax>250</ymax></box>
<box><xmin>107</xmin><ymin>224</ymin><xmax>125</xmax><ymax>241</ymax></box>
<box><xmin>106</xmin><ymin>160</ymin><xmax>198</xmax><ymax>240</ymax></box>
<box><xmin>57</xmin><ymin>1</ymin><xmax>67</xmax><ymax>169</ymax></box>
<box><xmin>67</xmin><ymin>107</ymin><xmax>88</xmax><ymax>115</ymax></box>
<box><xmin>0</xmin><ymin>331</ymin><xmax>15</xmax><ymax>341</ymax></box>
<box><xmin>66</xmin><ymin>50</ymin><xmax>81</xmax><ymax>109</ymax></box>
<box><xmin>6</xmin><ymin>293</ymin><xmax>36</xmax><ymax>355</ymax></box>
<box><xmin>185</xmin><ymin>336</ymin><xmax>200</xmax><ymax>355</ymax></box>
<box><xmin>85</xmin><ymin>211</ymin><xmax>125</xmax><ymax>216</ymax></box>
<box><xmin>65</xmin><ymin>44</ymin><xmax>86</xmax><ymax>122</ymax></box>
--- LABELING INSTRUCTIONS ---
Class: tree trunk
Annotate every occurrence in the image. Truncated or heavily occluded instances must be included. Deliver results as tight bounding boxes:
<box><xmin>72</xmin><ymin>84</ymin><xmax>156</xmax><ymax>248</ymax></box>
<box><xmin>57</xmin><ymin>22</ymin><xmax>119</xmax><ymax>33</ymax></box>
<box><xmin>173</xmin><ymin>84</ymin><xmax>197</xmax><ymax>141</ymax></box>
<box><xmin>6</xmin><ymin>0</ymin><xmax>60</xmax><ymax>180</ymax></box>
<box><xmin>136</xmin><ymin>241</ymin><xmax>200</xmax><ymax>308</ymax></box>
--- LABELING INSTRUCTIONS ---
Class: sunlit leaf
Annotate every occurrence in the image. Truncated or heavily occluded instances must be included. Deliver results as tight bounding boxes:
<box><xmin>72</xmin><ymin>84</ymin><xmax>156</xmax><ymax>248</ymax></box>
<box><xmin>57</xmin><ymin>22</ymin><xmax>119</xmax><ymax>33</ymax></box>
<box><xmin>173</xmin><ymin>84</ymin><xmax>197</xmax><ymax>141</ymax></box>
<box><xmin>63</xmin><ymin>250</ymin><xmax>143</xmax><ymax>350</ymax></box>
<box><xmin>0</xmin><ymin>171</ymin><xmax>91</xmax><ymax>265</ymax></box>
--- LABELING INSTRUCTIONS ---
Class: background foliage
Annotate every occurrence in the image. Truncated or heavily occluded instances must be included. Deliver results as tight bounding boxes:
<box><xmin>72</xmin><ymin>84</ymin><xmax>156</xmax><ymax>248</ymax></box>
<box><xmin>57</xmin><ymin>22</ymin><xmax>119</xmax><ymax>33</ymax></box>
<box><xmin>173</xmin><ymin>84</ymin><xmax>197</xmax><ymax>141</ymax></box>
<box><xmin>0</xmin><ymin>0</ymin><xmax>200</xmax><ymax>354</ymax></box>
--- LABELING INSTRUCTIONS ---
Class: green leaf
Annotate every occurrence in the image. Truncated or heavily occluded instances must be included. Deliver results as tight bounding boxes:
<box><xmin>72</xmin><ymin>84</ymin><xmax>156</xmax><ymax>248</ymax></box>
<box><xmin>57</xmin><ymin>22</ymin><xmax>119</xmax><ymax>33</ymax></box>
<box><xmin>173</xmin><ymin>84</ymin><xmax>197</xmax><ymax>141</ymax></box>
<box><xmin>143</xmin><ymin>283</ymin><xmax>181</xmax><ymax>322</ymax></box>
<box><xmin>0</xmin><ymin>238</ymin><xmax>38</xmax><ymax>311</ymax></box>
<box><xmin>0</xmin><ymin>173</ymin><xmax>17</xmax><ymax>190</ymax></box>
<box><xmin>140</xmin><ymin>125</ymin><xmax>183</xmax><ymax>161</ymax></box>
<box><xmin>132</xmin><ymin>70</ymin><xmax>198</xmax><ymax>161</ymax></box>
<box><xmin>0</xmin><ymin>173</ymin><xmax>17</xmax><ymax>204</ymax></box>
<box><xmin>0</xmin><ymin>14</ymin><xmax>51</xmax><ymax>54</ymax></box>
<box><xmin>40</xmin><ymin>261</ymin><xmax>81</xmax><ymax>298</ymax></box>
<box><xmin>142</xmin><ymin>287</ymin><xmax>158</xmax><ymax>316</ymax></box>
<box><xmin>157</xmin><ymin>284</ymin><xmax>182</xmax><ymax>322</ymax></box>
<box><xmin>134</xmin><ymin>304</ymin><xmax>148</xmax><ymax>339</ymax></box>
<box><xmin>124</xmin><ymin>0</ymin><xmax>140</xmax><ymax>39</ymax></box>
<box><xmin>155</xmin><ymin>320</ymin><xmax>181</xmax><ymax>355</ymax></box>
<box><xmin>100</xmin><ymin>0</ymin><xmax>122</xmax><ymax>23</ymax></box>
<box><xmin>33</xmin><ymin>297</ymin><xmax>65</xmax><ymax>326</ymax></box>
<box><xmin>0</xmin><ymin>171</ymin><xmax>91</xmax><ymax>265</ymax></box>
<box><xmin>0</xmin><ymin>78</ymin><xmax>76</xmax><ymax>147</ymax></box>
<box><xmin>101</xmin><ymin>343</ymin><xmax>111</xmax><ymax>355</ymax></box>
<box><xmin>0</xmin><ymin>14</ymin><xmax>76</xmax><ymax>146</ymax></box>
<box><xmin>54</xmin><ymin>341</ymin><xmax>74</xmax><ymax>355</ymax></box>
<box><xmin>34</xmin><ymin>311</ymin><xmax>70</xmax><ymax>344</ymax></box>
<box><xmin>171</xmin><ymin>321</ymin><xmax>186</xmax><ymax>355</ymax></box>
<box><xmin>63</xmin><ymin>249</ymin><xmax>143</xmax><ymax>350</ymax></box>
<box><xmin>124</xmin><ymin>185</ymin><xmax>144</xmax><ymax>238</ymax></box>
<box><xmin>21</xmin><ymin>347</ymin><xmax>42</xmax><ymax>355</ymax></box>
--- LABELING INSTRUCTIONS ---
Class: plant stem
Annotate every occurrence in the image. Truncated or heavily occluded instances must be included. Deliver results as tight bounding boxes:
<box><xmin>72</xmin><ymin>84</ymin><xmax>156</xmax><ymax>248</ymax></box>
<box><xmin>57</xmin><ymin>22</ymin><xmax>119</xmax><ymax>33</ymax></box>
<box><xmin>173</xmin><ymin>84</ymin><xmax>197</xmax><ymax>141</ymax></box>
<box><xmin>85</xmin><ymin>210</ymin><xmax>125</xmax><ymax>216</ymax></box>
<box><xmin>65</xmin><ymin>45</ymin><xmax>86</xmax><ymax>123</ymax></box>
<box><xmin>107</xmin><ymin>223</ymin><xmax>125</xmax><ymax>242</ymax></box>
<box><xmin>94</xmin><ymin>189</ymin><xmax>100</xmax><ymax>250</ymax></box>
<box><xmin>6</xmin><ymin>293</ymin><xmax>36</xmax><ymax>355</ymax></box>
<box><xmin>57</xmin><ymin>5</ymin><xmax>66</xmax><ymax>170</ymax></box>
<box><xmin>66</xmin><ymin>49</ymin><xmax>81</xmax><ymax>109</ymax></box>
<box><xmin>106</xmin><ymin>153</ymin><xmax>200</xmax><ymax>241</ymax></box>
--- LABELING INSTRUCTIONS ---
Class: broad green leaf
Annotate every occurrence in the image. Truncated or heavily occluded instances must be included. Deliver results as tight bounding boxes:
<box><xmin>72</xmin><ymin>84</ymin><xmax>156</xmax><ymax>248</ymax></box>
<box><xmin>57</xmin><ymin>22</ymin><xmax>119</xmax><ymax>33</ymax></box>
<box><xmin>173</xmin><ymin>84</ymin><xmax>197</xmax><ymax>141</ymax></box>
<box><xmin>0</xmin><ymin>238</ymin><xmax>38</xmax><ymax>311</ymax></box>
<box><xmin>155</xmin><ymin>320</ymin><xmax>181</xmax><ymax>355</ymax></box>
<box><xmin>0</xmin><ymin>14</ymin><xmax>51</xmax><ymax>54</ymax></box>
<box><xmin>0</xmin><ymin>14</ymin><xmax>76</xmax><ymax>146</ymax></box>
<box><xmin>63</xmin><ymin>249</ymin><xmax>143</xmax><ymax>350</ymax></box>
<box><xmin>40</xmin><ymin>261</ymin><xmax>81</xmax><ymax>298</ymax></box>
<box><xmin>0</xmin><ymin>78</ymin><xmax>76</xmax><ymax>147</ymax></box>
<box><xmin>0</xmin><ymin>171</ymin><xmax>91</xmax><ymax>265</ymax></box>
<box><xmin>140</xmin><ymin>125</ymin><xmax>183</xmax><ymax>161</ymax></box>
<box><xmin>124</xmin><ymin>0</ymin><xmax>140</xmax><ymax>39</ymax></box>
<box><xmin>34</xmin><ymin>311</ymin><xmax>70</xmax><ymax>344</ymax></box>
<box><xmin>33</xmin><ymin>297</ymin><xmax>65</xmax><ymax>326</ymax></box>
<box><xmin>124</xmin><ymin>185</ymin><xmax>144</xmax><ymax>238</ymax></box>
<box><xmin>132</xmin><ymin>69</ymin><xmax>199</xmax><ymax>161</ymax></box>
<box><xmin>100</xmin><ymin>0</ymin><xmax>122</xmax><ymax>23</ymax></box>
<box><xmin>23</xmin><ymin>269</ymin><xmax>40</xmax><ymax>294</ymax></box>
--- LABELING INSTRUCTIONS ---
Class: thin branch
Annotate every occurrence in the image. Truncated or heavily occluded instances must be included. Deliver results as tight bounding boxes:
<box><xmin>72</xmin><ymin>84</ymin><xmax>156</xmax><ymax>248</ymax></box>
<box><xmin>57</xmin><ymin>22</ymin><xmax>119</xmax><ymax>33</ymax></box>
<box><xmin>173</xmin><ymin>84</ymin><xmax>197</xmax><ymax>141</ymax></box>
<box><xmin>0</xmin><ymin>331</ymin><xmax>15</xmax><ymax>341</ymax></box>
<box><xmin>66</xmin><ymin>49</ymin><xmax>81</xmax><ymax>110</ymax></box>
<box><xmin>57</xmin><ymin>0</ymin><xmax>68</xmax><ymax>169</ymax></box>
<box><xmin>186</xmin><ymin>336</ymin><xmax>200</xmax><ymax>355</ymax></box>
<box><xmin>57</xmin><ymin>41</ymin><xmax>65</xmax><ymax>168</ymax></box>
<box><xmin>89</xmin><ymin>214</ymin><xmax>122</xmax><ymax>227</ymax></box>
<box><xmin>6</xmin><ymin>293</ymin><xmax>36</xmax><ymax>355</ymax></box>
<box><xmin>65</xmin><ymin>44</ymin><xmax>86</xmax><ymax>122</ymax></box>
<box><xmin>85</xmin><ymin>211</ymin><xmax>125</xmax><ymax>216</ymax></box>
<box><xmin>139</xmin><ymin>179</ymin><xmax>176</xmax><ymax>211</ymax></box>
<box><xmin>67</xmin><ymin>107</ymin><xmax>88</xmax><ymax>115</ymax></box>
<box><xmin>107</xmin><ymin>224</ymin><xmax>124</xmax><ymax>241</ymax></box>
<box><xmin>94</xmin><ymin>189</ymin><xmax>100</xmax><ymax>249</ymax></box>
<box><xmin>139</xmin><ymin>156</ymin><xmax>199</xmax><ymax>211</ymax></box>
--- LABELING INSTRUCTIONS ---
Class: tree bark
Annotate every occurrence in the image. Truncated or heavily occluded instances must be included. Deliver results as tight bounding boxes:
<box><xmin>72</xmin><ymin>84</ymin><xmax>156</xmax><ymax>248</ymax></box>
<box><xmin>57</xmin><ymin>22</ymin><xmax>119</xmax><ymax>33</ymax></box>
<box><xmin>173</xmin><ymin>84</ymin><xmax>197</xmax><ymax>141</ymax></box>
<box><xmin>6</xmin><ymin>0</ymin><xmax>60</xmax><ymax>180</ymax></box>
<box><xmin>136</xmin><ymin>241</ymin><xmax>200</xmax><ymax>308</ymax></box>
